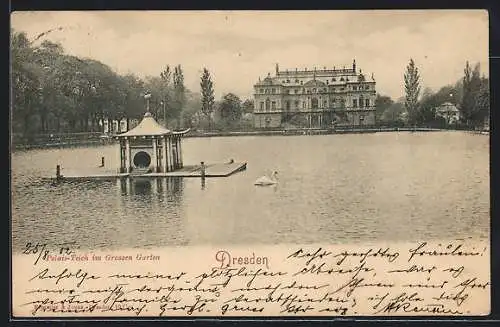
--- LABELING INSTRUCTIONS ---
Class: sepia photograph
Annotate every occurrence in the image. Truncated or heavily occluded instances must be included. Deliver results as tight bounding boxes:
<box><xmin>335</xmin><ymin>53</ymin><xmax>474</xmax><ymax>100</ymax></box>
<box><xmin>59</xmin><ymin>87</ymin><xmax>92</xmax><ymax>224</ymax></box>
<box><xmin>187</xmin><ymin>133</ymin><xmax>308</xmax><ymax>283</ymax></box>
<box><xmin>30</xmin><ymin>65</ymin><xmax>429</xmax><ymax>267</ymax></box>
<box><xmin>10</xmin><ymin>10</ymin><xmax>490</xmax><ymax>318</ymax></box>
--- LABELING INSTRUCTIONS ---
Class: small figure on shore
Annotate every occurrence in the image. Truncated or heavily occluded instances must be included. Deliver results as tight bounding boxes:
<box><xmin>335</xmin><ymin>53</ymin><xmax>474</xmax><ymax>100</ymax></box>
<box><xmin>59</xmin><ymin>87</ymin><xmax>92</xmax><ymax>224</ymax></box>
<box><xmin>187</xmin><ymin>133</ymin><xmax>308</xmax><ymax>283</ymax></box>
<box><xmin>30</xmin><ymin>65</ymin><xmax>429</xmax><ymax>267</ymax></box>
<box><xmin>228</xmin><ymin>158</ymin><xmax>234</xmax><ymax>164</ymax></box>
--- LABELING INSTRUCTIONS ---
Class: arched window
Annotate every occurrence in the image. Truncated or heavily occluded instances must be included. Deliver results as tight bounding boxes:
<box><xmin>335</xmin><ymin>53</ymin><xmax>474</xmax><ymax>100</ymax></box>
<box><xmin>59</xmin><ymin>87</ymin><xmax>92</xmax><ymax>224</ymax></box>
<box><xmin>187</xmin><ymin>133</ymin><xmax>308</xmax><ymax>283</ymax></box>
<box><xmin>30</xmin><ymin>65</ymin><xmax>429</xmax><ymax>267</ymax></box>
<box><xmin>265</xmin><ymin>98</ymin><xmax>270</xmax><ymax>111</ymax></box>
<box><xmin>311</xmin><ymin>98</ymin><xmax>319</xmax><ymax>109</ymax></box>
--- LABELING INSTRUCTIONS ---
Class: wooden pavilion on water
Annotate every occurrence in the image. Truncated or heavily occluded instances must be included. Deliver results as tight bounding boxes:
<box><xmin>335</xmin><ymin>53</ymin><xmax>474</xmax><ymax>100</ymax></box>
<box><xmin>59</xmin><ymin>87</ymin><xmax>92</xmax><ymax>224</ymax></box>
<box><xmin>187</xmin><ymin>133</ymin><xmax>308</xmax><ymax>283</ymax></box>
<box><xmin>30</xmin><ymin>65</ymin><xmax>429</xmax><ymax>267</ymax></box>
<box><xmin>114</xmin><ymin>111</ymin><xmax>189</xmax><ymax>175</ymax></box>
<box><xmin>47</xmin><ymin>97</ymin><xmax>247</xmax><ymax>181</ymax></box>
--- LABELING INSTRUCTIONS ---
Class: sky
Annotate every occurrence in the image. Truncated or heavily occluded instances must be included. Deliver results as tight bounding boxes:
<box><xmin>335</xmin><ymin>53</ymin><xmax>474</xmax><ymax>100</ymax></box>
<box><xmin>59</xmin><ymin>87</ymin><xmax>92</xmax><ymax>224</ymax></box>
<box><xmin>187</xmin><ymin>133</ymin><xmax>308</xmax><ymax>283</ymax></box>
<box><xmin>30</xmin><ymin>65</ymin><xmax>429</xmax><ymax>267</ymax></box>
<box><xmin>11</xmin><ymin>10</ymin><xmax>489</xmax><ymax>101</ymax></box>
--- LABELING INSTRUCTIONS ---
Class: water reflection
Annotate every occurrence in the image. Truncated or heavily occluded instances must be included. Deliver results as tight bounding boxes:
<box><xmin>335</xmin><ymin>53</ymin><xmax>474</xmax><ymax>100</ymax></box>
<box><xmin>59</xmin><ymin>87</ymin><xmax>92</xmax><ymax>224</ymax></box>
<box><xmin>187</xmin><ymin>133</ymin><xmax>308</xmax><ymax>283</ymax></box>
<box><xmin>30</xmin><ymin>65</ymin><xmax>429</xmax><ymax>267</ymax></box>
<box><xmin>119</xmin><ymin>177</ymin><xmax>184</xmax><ymax>197</ymax></box>
<box><xmin>113</xmin><ymin>177</ymin><xmax>188</xmax><ymax>249</ymax></box>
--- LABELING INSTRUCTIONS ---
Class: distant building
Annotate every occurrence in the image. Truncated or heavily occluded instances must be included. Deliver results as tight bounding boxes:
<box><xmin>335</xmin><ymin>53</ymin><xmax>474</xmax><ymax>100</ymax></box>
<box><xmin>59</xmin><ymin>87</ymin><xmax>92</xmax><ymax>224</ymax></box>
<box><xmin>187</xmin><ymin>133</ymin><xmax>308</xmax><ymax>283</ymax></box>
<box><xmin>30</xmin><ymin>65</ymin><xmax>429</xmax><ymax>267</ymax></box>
<box><xmin>435</xmin><ymin>102</ymin><xmax>460</xmax><ymax>124</ymax></box>
<box><xmin>253</xmin><ymin>60</ymin><xmax>376</xmax><ymax>129</ymax></box>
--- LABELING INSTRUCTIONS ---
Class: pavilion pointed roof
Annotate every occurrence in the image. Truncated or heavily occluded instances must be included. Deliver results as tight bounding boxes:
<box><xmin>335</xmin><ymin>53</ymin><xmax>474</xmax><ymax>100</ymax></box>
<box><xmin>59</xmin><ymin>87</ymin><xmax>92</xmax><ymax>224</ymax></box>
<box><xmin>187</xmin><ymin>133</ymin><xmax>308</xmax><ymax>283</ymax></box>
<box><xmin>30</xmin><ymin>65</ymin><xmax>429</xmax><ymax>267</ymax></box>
<box><xmin>116</xmin><ymin>112</ymin><xmax>171</xmax><ymax>137</ymax></box>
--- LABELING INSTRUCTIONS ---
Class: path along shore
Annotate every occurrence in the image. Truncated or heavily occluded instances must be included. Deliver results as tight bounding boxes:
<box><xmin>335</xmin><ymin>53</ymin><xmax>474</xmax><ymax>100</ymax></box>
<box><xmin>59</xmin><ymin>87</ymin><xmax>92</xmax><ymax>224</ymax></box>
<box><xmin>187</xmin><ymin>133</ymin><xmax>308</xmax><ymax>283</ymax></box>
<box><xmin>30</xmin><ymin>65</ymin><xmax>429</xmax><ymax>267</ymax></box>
<box><xmin>12</xmin><ymin>127</ymin><xmax>489</xmax><ymax>150</ymax></box>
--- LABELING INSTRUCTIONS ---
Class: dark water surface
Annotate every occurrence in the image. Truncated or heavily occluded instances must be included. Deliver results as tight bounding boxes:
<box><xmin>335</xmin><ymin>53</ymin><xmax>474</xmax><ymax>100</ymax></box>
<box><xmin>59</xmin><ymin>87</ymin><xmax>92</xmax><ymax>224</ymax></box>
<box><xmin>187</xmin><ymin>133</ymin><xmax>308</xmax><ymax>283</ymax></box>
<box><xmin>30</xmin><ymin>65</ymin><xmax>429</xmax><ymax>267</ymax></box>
<box><xmin>11</xmin><ymin>132</ymin><xmax>489</xmax><ymax>252</ymax></box>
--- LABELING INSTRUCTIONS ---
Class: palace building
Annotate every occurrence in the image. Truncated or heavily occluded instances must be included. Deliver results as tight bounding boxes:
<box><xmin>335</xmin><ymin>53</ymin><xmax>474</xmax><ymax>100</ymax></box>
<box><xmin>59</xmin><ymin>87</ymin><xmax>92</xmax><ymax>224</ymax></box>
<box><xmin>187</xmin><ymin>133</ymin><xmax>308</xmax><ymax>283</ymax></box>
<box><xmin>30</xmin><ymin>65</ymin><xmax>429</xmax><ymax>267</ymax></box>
<box><xmin>253</xmin><ymin>60</ymin><xmax>376</xmax><ymax>129</ymax></box>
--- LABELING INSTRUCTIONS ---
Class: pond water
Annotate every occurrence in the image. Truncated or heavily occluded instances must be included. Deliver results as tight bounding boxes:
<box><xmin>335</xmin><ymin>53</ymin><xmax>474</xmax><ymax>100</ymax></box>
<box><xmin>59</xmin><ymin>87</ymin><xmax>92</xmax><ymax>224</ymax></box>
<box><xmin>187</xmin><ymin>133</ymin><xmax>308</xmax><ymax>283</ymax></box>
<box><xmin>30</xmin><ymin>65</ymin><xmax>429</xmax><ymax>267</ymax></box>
<box><xmin>11</xmin><ymin>132</ymin><xmax>489</xmax><ymax>252</ymax></box>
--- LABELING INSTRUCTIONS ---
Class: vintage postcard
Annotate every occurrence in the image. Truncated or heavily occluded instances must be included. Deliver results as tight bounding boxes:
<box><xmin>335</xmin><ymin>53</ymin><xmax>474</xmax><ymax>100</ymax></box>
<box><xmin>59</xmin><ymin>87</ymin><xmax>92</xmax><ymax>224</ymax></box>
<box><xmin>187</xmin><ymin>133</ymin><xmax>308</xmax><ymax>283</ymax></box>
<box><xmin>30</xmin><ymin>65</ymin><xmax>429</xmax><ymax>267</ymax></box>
<box><xmin>10</xmin><ymin>10</ymin><xmax>490</xmax><ymax>318</ymax></box>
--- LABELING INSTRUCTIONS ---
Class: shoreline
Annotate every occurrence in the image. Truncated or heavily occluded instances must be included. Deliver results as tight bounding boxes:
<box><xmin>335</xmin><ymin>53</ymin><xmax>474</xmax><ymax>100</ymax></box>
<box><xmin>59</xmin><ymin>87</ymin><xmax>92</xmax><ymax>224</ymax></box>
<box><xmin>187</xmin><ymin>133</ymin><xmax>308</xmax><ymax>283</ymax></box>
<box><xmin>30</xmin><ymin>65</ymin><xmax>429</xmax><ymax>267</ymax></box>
<box><xmin>12</xmin><ymin>128</ymin><xmax>489</xmax><ymax>151</ymax></box>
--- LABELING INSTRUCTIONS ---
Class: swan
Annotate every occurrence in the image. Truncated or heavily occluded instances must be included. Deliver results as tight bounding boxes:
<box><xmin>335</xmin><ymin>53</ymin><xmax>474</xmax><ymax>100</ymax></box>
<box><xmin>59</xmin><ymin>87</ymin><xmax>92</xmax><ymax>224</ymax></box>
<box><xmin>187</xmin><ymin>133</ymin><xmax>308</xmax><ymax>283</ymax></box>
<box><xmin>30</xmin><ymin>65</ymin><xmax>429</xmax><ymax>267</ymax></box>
<box><xmin>254</xmin><ymin>171</ymin><xmax>278</xmax><ymax>186</ymax></box>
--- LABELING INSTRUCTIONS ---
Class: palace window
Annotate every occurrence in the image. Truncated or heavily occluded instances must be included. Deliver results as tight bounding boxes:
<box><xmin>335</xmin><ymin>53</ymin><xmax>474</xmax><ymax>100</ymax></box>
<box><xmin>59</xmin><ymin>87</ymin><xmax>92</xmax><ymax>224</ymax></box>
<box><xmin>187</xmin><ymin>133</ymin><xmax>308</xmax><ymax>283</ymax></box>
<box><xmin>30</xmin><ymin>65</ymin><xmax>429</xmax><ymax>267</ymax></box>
<box><xmin>294</xmin><ymin>89</ymin><xmax>298</xmax><ymax>94</ymax></box>
<box><xmin>311</xmin><ymin>98</ymin><xmax>319</xmax><ymax>109</ymax></box>
<box><xmin>260</xmin><ymin>88</ymin><xmax>264</xmax><ymax>93</ymax></box>
<box><xmin>332</xmin><ymin>78</ymin><xmax>336</xmax><ymax>82</ymax></box>
<box><xmin>359</xmin><ymin>97</ymin><xmax>364</xmax><ymax>107</ymax></box>
<box><xmin>326</xmin><ymin>80</ymin><xmax>329</xmax><ymax>85</ymax></box>
<box><xmin>353</xmin><ymin>86</ymin><xmax>357</xmax><ymax>91</ymax></box>
<box><xmin>365</xmin><ymin>99</ymin><xmax>370</xmax><ymax>107</ymax></box>
<box><xmin>271</xmin><ymin>101</ymin><xmax>276</xmax><ymax>109</ymax></box>
<box><xmin>265</xmin><ymin>98</ymin><xmax>270</xmax><ymax>111</ymax></box>
<box><xmin>313</xmin><ymin>88</ymin><xmax>316</xmax><ymax>93</ymax></box>
<box><xmin>353</xmin><ymin>99</ymin><xmax>358</xmax><ymax>107</ymax></box>
<box><xmin>295</xmin><ymin>79</ymin><xmax>299</xmax><ymax>83</ymax></box>
<box><xmin>260</xmin><ymin>102</ymin><xmax>264</xmax><ymax>111</ymax></box>
<box><xmin>324</xmin><ymin>101</ymin><xmax>328</xmax><ymax>107</ymax></box>
<box><xmin>271</xmin><ymin>88</ymin><xmax>276</xmax><ymax>94</ymax></box>
<box><xmin>300</xmin><ymin>81</ymin><xmax>303</xmax><ymax>85</ymax></box>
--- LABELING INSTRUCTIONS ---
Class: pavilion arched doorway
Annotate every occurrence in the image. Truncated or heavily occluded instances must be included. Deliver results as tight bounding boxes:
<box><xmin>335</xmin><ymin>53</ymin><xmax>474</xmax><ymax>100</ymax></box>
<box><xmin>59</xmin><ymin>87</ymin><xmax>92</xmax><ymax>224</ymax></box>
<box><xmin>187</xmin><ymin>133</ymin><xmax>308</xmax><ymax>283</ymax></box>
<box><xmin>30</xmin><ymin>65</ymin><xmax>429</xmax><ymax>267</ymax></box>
<box><xmin>133</xmin><ymin>151</ymin><xmax>151</xmax><ymax>168</ymax></box>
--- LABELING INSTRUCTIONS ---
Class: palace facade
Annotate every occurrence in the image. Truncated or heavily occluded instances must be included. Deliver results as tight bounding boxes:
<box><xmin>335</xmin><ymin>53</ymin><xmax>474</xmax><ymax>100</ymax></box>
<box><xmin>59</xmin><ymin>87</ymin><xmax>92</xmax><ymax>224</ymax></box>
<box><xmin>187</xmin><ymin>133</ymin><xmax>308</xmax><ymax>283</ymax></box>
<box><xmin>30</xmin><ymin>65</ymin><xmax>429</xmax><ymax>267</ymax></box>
<box><xmin>253</xmin><ymin>60</ymin><xmax>376</xmax><ymax>129</ymax></box>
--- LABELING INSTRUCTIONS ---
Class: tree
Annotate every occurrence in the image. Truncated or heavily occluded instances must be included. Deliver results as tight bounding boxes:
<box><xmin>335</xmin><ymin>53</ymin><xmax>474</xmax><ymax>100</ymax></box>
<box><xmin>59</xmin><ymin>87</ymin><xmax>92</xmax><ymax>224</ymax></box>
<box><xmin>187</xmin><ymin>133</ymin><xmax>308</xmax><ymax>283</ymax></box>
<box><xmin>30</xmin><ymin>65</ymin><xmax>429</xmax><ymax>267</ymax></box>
<box><xmin>381</xmin><ymin>98</ymin><xmax>405</xmax><ymax>124</ymax></box>
<box><xmin>159</xmin><ymin>65</ymin><xmax>172</xmax><ymax>125</ymax></box>
<box><xmin>404</xmin><ymin>58</ymin><xmax>421</xmax><ymax>125</ymax></box>
<box><xmin>182</xmin><ymin>90</ymin><xmax>202</xmax><ymax>128</ymax></box>
<box><xmin>241</xmin><ymin>99</ymin><xmax>254</xmax><ymax>114</ymax></box>
<box><xmin>200</xmin><ymin>68</ymin><xmax>215</xmax><ymax>130</ymax></box>
<box><xmin>172</xmin><ymin>65</ymin><xmax>185</xmax><ymax>126</ymax></box>
<box><xmin>475</xmin><ymin>77</ymin><xmax>490</xmax><ymax>126</ymax></box>
<box><xmin>374</xmin><ymin>94</ymin><xmax>394</xmax><ymax>122</ymax></box>
<box><xmin>460</xmin><ymin>61</ymin><xmax>473</xmax><ymax>125</ymax></box>
<box><xmin>218</xmin><ymin>93</ymin><xmax>242</xmax><ymax>129</ymax></box>
<box><xmin>460</xmin><ymin>61</ymin><xmax>489</xmax><ymax>126</ymax></box>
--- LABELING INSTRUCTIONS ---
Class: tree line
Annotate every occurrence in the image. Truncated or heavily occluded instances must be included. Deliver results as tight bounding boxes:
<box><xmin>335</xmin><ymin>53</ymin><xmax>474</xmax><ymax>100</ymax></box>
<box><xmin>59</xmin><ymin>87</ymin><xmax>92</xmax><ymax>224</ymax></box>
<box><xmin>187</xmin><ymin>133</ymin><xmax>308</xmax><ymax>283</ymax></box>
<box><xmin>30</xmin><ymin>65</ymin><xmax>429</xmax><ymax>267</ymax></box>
<box><xmin>375</xmin><ymin>59</ymin><xmax>489</xmax><ymax>128</ymax></box>
<box><xmin>11</xmin><ymin>29</ymin><xmax>254</xmax><ymax>142</ymax></box>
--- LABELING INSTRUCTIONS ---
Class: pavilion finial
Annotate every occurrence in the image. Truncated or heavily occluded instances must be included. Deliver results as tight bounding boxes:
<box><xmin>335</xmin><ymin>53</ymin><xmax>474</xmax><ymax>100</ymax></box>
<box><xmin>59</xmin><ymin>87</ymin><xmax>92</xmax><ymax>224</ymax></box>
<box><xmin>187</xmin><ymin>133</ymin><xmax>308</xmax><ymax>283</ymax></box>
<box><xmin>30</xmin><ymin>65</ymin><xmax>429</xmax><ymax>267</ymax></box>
<box><xmin>144</xmin><ymin>91</ymin><xmax>152</xmax><ymax>113</ymax></box>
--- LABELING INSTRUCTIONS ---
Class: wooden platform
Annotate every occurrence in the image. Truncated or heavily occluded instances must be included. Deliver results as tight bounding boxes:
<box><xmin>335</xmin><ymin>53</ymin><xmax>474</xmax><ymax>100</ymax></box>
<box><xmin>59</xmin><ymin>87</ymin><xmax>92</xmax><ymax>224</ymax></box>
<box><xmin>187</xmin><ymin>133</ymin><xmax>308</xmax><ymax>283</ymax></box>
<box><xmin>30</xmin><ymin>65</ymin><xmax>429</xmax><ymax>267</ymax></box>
<box><xmin>43</xmin><ymin>162</ymin><xmax>247</xmax><ymax>182</ymax></box>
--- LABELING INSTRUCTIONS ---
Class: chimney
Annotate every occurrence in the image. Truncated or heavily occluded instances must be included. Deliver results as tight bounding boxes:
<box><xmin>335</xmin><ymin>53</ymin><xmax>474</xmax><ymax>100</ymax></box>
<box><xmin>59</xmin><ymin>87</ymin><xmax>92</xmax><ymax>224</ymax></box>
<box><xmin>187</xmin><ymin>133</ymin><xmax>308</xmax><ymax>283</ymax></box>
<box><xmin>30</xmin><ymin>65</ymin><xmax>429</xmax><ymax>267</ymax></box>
<box><xmin>353</xmin><ymin>59</ymin><xmax>356</xmax><ymax>72</ymax></box>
